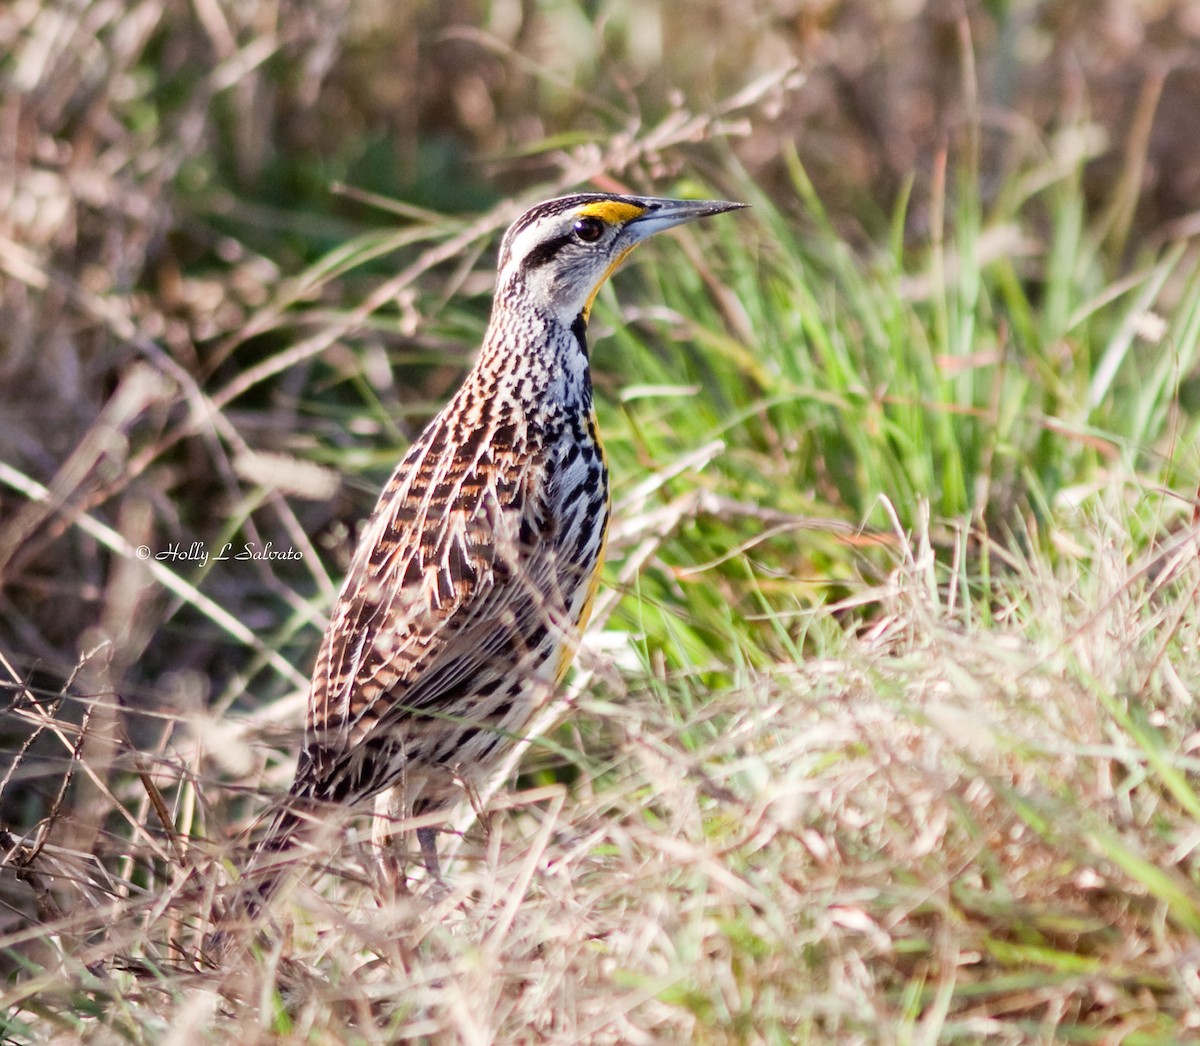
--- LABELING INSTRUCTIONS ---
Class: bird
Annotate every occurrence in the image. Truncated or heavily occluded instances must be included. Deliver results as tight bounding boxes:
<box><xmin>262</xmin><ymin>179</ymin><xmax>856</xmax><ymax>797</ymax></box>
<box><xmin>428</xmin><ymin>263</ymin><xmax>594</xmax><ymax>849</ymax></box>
<box><xmin>239</xmin><ymin>191</ymin><xmax>746</xmax><ymax>911</ymax></box>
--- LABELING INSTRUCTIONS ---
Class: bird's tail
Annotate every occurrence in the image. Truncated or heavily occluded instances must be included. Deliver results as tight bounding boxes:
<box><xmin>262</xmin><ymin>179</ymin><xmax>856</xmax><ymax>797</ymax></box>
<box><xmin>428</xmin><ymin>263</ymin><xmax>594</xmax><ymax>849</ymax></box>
<box><xmin>243</xmin><ymin>801</ymin><xmax>306</xmax><ymax>898</ymax></box>
<box><xmin>206</xmin><ymin>798</ymin><xmax>308</xmax><ymax>959</ymax></box>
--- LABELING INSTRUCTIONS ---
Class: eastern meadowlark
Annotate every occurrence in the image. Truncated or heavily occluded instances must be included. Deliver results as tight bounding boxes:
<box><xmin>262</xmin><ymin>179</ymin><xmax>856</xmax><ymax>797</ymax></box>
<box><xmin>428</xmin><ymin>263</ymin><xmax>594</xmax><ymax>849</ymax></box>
<box><xmin>244</xmin><ymin>192</ymin><xmax>745</xmax><ymax>904</ymax></box>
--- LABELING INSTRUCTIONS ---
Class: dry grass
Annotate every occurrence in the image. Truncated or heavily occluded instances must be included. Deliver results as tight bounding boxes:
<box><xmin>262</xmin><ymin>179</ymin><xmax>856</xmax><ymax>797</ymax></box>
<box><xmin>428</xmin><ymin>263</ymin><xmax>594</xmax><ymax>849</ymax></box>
<box><xmin>5</xmin><ymin>493</ymin><xmax>1200</xmax><ymax>1042</ymax></box>
<box><xmin>4</xmin><ymin>0</ymin><xmax>1200</xmax><ymax>1041</ymax></box>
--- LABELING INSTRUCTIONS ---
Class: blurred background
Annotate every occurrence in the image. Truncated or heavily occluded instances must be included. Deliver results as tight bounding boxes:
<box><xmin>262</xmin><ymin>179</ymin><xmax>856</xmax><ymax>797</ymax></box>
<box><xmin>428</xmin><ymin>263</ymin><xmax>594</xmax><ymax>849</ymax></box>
<box><xmin>2</xmin><ymin>0</ymin><xmax>1198</xmax><ymax>828</ymax></box>
<box><xmin>7</xmin><ymin>4</ymin><xmax>1200</xmax><ymax>1036</ymax></box>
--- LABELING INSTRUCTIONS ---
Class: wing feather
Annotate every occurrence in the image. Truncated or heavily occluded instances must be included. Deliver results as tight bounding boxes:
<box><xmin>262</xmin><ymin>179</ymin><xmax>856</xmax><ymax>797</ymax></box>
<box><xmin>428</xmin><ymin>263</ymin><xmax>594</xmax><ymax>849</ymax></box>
<box><xmin>300</xmin><ymin>410</ymin><xmax>569</xmax><ymax>800</ymax></box>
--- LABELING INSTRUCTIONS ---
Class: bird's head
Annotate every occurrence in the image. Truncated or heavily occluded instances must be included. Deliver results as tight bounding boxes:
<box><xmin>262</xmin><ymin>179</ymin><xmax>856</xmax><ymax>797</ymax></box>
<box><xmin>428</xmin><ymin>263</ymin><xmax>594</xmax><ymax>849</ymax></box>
<box><xmin>495</xmin><ymin>193</ymin><xmax>746</xmax><ymax>328</ymax></box>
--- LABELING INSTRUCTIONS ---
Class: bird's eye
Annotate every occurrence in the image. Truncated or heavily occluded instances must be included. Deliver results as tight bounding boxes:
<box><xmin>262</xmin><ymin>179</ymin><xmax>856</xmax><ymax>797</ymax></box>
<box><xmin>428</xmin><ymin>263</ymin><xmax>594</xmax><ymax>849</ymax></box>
<box><xmin>573</xmin><ymin>217</ymin><xmax>605</xmax><ymax>243</ymax></box>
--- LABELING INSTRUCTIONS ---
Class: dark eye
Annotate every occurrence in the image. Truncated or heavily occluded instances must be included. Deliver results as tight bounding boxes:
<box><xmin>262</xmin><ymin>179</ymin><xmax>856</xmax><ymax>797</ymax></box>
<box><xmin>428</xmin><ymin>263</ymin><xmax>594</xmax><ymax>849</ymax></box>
<box><xmin>573</xmin><ymin>217</ymin><xmax>605</xmax><ymax>243</ymax></box>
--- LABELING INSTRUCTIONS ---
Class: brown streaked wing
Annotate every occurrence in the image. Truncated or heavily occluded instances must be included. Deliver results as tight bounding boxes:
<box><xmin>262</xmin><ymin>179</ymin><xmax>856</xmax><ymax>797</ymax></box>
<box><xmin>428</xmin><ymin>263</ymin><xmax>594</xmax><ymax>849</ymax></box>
<box><xmin>302</xmin><ymin>429</ymin><xmax>563</xmax><ymax>792</ymax></box>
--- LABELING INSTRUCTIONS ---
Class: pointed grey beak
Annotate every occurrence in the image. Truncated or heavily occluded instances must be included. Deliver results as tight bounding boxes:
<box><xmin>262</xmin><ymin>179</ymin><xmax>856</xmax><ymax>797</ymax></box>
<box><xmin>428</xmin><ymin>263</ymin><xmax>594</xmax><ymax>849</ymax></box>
<box><xmin>625</xmin><ymin>197</ymin><xmax>748</xmax><ymax>242</ymax></box>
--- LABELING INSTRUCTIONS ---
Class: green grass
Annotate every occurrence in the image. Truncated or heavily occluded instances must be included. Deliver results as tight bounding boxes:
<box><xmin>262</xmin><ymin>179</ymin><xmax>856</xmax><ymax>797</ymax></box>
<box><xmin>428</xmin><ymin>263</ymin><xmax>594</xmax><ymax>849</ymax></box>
<box><xmin>9</xmin><ymin>151</ymin><xmax>1200</xmax><ymax>1040</ymax></box>
<box><xmin>4</xmin><ymin>3</ymin><xmax>1200</xmax><ymax>1040</ymax></box>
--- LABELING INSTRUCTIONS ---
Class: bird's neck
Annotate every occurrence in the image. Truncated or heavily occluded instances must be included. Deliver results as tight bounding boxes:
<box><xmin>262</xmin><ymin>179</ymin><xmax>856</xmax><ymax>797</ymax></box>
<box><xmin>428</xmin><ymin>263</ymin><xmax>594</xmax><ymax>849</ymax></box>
<box><xmin>472</xmin><ymin>304</ymin><xmax>594</xmax><ymax>422</ymax></box>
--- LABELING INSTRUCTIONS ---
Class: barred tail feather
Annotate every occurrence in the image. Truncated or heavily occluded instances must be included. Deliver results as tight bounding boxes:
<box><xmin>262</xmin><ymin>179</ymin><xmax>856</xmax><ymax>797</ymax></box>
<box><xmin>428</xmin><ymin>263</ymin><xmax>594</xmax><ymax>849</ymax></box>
<box><xmin>208</xmin><ymin>798</ymin><xmax>311</xmax><ymax>957</ymax></box>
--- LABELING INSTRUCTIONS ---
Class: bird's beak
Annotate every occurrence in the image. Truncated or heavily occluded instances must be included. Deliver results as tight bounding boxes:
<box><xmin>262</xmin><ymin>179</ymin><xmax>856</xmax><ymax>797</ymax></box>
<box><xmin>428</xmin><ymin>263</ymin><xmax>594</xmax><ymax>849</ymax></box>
<box><xmin>624</xmin><ymin>197</ymin><xmax>748</xmax><ymax>242</ymax></box>
<box><xmin>578</xmin><ymin>196</ymin><xmax>746</xmax><ymax>322</ymax></box>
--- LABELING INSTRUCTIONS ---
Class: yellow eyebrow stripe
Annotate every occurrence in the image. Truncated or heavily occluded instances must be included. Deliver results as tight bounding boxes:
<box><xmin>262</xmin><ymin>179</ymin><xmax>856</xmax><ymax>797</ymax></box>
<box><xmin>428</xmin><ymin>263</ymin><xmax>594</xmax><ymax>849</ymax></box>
<box><xmin>576</xmin><ymin>200</ymin><xmax>647</xmax><ymax>225</ymax></box>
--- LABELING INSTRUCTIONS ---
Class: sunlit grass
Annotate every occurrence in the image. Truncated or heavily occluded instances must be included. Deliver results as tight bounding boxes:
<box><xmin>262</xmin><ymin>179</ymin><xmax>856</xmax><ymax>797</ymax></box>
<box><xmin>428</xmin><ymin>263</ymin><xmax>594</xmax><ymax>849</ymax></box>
<box><xmin>4</xmin><ymin>6</ymin><xmax>1200</xmax><ymax>1038</ymax></box>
